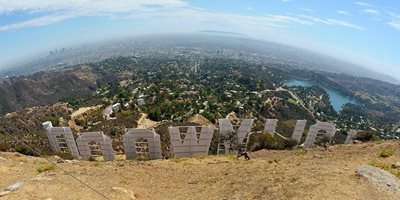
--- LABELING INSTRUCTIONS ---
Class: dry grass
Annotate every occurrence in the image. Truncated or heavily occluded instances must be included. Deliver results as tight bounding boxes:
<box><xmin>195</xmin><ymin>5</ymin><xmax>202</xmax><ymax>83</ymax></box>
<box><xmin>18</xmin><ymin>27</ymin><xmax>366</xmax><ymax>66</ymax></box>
<box><xmin>2</xmin><ymin>141</ymin><xmax>400</xmax><ymax>200</ymax></box>
<box><xmin>369</xmin><ymin>160</ymin><xmax>400</xmax><ymax>178</ymax></box>
<box><xmin>36</xmin><ymin>163</ymin><xmax>55</xmax><ymax>173</ymax></box>
<box><xmin>379</xmin><ymin>148</ymin><xmax>395</xmax><ymax>157</ymax></box>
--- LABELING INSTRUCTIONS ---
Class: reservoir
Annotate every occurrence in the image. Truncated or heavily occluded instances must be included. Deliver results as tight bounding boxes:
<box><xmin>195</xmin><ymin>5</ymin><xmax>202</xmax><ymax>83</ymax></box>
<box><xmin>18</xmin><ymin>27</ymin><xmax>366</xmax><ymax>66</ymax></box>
<box><xmin>284</xmin><ymin>80</ymin><xmax>358</xmax><ymax>111</ymax></box>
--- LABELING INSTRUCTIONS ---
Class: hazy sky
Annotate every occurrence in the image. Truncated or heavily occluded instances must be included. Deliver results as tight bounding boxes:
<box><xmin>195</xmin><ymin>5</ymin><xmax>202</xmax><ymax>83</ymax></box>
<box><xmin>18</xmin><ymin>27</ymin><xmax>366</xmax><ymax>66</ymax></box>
<box><xmin>0</xmin><ymin>0</ymin><xmax>399</xmax><ymax>79</ymax></box>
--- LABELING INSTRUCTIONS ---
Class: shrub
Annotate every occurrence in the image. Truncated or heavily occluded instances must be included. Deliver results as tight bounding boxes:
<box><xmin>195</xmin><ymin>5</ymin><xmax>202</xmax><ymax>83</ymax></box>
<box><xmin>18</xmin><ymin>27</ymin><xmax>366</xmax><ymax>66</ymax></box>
<box><xmin>283</xmin><ymin>139</ymin><xmax>299</xmax><ymax>149</ymax></box>
<box><xmin>368</xmin><ymin>160</ymin><xmax>400</xmax><ymax>178</ymax></box>
<box><xmin>148</xmin><ymin>107</ymin><xmax>161</xmax><ymax>121</ymax></box>
<box><xmin>117</xmin><ymin>110</ymin><xmax>133</xmax><ymax>118</ymax></box>
<box><xmin>379</xmin><ymin>149</ymin><xmax>394</xmax><ymax>158</ymax></box>
<box><xmin>374</xmin><ymin>140</ymin><xmax>384</xmax><ymax>144</ymax></box>
<box><xmin>36</xmin><ymin>163</ymin><xmax>55</xmax><ymax>173</ymax></box>
<box><xmin>355</xmin><ymin>130</ymin><xmax>377</xmax><ymax>142</ymax></box>
<box><xmin>251</xmin><ymin>132</ymin><xmax>281</xmax><ymax>151</ymax></box>
<box><xmin>109</xmin><ymin>129</ymin><xmax>118</xmax><ymax>137</ymax></box>
<box><xmin>15</xmin><ymin>145</ymin><xmax>37</xmax><ymax>156</ymax></box>
<box><xmin>224</xmin><ymin>153</ymin><xmax>238</xmax><ymax>160</ymax></box>
<box><xmin>136</xmin><ymin>154</ymin><xmax>151</xmax><ymax>161</ymax></box>
<box><xmin>250</xmin><ymin>132</ymin><xmax>298</xmax><ymax>151</ymax></box>
<box><xmin>314</xmin><ymin>135</ymin><xmax>331</xmax><ymax>146</ymax></box>
<box><xmin>368</xmin><ymin>160</ymin><xmax>391</xmax><ymax>170</ymax></box>
<box><xmin>295</xmin><ymin>149</ymin><xmax>306</xmax><ymax>156</ymax></box>
<box><xmin>0</xmin><ymin>142</ymin><xmax>9</xmax><ymax>151</ymax></box>
<box><xmin>201</xmin><ymin>111</ymin><xmax>215</xmax><ymax>121</ymax></box>
<box><xmin>44</xmin><ymin>117</ymin><xmax>60</xmax><ymax>127</ymax></box>
<box><xmin>74</xmin><ymin>118</ymin><xmax>85</xmax><ymax>126</ymax></box>
<box><xmin>88</xmin><ymin>156</ymin><xmax>97</xmax><ymax>162</ymax></box>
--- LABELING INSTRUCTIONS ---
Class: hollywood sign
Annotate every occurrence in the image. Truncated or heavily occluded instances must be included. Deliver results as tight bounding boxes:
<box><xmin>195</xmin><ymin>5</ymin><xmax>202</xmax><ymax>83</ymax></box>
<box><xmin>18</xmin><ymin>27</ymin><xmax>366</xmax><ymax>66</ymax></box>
<box><xmin>42</xmin><ymin>119</ymin><xmax>358</xmax><ymax>161</ymax></box>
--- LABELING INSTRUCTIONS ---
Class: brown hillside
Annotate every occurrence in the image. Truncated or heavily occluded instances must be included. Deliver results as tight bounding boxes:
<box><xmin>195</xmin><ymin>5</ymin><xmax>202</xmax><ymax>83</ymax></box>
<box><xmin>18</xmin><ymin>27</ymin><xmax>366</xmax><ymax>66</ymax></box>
<box><xmin>1</xmin><ymin>141</ymin><xmax>400</xmax><ymax>199</ymax></box>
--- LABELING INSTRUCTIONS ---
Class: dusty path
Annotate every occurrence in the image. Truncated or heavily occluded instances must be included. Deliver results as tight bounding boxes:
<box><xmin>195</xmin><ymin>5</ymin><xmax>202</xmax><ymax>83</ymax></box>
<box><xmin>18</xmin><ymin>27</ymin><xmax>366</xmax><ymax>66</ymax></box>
<box><xmin>136</xmin><ymin>113</ymin><xmax>159</xmax><ymax>129</ymax></box>
<box><xmin>68</xmin><ymin>105</ymin><xmax>101</xmax><ymax>131</ymax></box>
<box><xmin>1</xmin><ymin>141</ymin><xmax>400</xmax><ymax>199</ymax></box>
<box><xmin>70</xmin><ymin>106</ymin><xmax>101</xmax><ymax>119</ymax></box>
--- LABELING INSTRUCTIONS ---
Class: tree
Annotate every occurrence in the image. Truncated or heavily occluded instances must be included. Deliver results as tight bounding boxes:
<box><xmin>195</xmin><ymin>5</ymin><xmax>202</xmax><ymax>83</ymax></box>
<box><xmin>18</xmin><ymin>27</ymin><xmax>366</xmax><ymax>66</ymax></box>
<box><xmin>148</xmin><ymin>107</ymin><xmax>162</xmax><ymax>121</ymax></box>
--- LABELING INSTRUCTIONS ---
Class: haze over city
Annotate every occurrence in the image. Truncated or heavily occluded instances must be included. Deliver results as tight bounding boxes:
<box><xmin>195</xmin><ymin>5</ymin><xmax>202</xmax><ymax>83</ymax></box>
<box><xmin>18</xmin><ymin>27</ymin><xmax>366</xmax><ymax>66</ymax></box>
<box><xmin>3</xmin><ymin>1</ymin><xmax>400</xmax><ymax>200</ymax></box>
<box><xmin>0</xmin><ymin>0</ymin><xmax>399</xmax><ymax>80</ymax></box>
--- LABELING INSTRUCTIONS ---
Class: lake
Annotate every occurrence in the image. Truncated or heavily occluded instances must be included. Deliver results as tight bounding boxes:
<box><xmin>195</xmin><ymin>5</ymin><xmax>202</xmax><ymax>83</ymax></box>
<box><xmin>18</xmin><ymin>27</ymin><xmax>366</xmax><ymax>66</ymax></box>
<box><xmin>284</xmin><ymin>80</ymin><xmax>357</xmax><ymax>111</ymax></box>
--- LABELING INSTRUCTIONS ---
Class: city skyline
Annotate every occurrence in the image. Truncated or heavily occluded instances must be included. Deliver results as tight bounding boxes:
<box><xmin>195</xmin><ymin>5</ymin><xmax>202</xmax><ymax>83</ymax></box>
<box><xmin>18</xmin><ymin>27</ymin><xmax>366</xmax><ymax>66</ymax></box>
<box><xmin>0</xmin><ymin>0</ymin><xmax>399</xmax><ymax>80</ymax></box>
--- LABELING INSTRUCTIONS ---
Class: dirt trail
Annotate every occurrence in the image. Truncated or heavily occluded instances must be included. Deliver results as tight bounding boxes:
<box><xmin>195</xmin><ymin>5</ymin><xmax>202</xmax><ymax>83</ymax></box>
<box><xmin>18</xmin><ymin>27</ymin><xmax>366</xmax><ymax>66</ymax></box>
<box><xmin>70</xmin><ymin>106</ymin><xmax>101</xmax><ymax>119</ymax></box>
<box><xmin>1</xmin><ymin>141</ymin><xmax>400</xmax><ymax>199</ymax></box>
<box><xmin>136</xmin><ymin>113</ymin><xmax>159</xmax><ymax>128</ymax></box>
<box><xmin>68</xmin><ymin>105</ymin><xmax>101</xmax><ymax>131</ymax></box>
<box><xmin>189</xmin><ymin>114</ymin><xmax>213</xmax><ymax>126</ymax></box>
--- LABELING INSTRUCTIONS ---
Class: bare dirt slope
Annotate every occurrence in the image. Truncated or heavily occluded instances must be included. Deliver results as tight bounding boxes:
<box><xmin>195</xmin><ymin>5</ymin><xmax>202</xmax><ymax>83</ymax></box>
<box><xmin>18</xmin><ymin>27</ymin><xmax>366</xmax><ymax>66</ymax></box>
<box><xmin>1</xmin><ymin>141</ymin><xmax>400</xmax><ymax>200</ymax></box>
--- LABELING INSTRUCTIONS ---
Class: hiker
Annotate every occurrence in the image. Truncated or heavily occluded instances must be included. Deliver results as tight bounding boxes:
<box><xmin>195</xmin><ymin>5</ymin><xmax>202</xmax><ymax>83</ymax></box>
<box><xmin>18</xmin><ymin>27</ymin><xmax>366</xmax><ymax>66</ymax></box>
<box><xmin>237</xmin><ymin>149</ymin><xmax>250</xmax><ymax>160</ymax></box>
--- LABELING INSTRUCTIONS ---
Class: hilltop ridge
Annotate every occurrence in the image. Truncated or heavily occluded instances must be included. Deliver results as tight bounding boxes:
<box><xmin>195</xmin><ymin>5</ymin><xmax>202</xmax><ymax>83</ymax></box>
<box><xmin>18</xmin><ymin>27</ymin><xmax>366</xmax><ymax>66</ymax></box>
<box><xmin>1</xmin><ymin>141</ymin><xmax>400</xmax><ymax>199</ymax></box>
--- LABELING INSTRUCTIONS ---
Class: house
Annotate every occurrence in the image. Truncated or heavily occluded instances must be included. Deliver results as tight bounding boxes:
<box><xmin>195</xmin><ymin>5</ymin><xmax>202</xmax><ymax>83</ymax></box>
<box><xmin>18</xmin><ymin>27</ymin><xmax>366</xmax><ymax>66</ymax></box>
<box><xmin>112</xmin><ymin>103</ymin><xmax>121</xmax><ymax>111</ymax></box>
<box><xmin>137</xmin><ymin>98</ymin><xmax>146</xmax><ymax>106</ymax></box>
<box><xmin>102</xmin><ymin>105</ymin><xmax>113</xmax><ymax>119</ymax></box>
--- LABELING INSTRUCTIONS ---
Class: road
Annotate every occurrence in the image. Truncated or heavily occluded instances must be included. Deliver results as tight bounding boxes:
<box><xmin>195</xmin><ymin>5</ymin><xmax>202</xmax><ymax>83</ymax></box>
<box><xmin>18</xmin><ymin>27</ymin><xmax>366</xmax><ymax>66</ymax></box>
<box><xmin>262</xmin><ymin>87</ymin><xmax>313</xmax><ymax>115</ymax></box>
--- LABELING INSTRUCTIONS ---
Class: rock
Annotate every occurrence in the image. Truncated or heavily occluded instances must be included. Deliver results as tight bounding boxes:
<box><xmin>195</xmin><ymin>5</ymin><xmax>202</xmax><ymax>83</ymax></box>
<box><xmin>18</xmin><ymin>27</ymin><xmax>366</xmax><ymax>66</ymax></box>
<box><xmin>392</xmin><ymin>162</ymin><xmax>400</xmax><ymax>169</ymax></box>
<box><xmin>65</xmin><ymin>159</ymin><xmax>79</xmax><ymax>164</ymax></box>
<box><xmin>112</xmin><ymin>187</ymin><xmax>137</xmax><ymax>200</ymax></box>
<box><xmin>356</xmin><ymin>165</ymin><xmax>400</xmax><ymax>193</ymax></box>
<box><xmin>313</xmin><ymin>154</ymin><xmax>323</xmax><ymax>159</ymax></box>
<box><xmin>5</xmin><ymin>181</ymin><xmax>23</xmax><ymax>191</ymax></box>
<box><xmin>54</xmin><ymin>156</ymin><xmax>65</xmax><ymax>163</ymax></box>
<box><xmin>0</xmin><ymin>157</ymin><xmax>7</xmax><ymax>162</ymax></box>
<box><xmin>31</xmin><ymin>176</ymin><xmax>53</xmax><ymax>181</ymax></box>
<box><xmin>0</xmin><ymin>190</ymin><xmax>11</xmax><ymax>197</ymax></box>
<box><xmin>353</xmin><ymin>140</ymin><xmax>362</xmax><ymax>144</ymax></box>
<box><xmin>0</xmin><ymin>181</ymin><xmax>23</xmax><ymax>197</ymax></box>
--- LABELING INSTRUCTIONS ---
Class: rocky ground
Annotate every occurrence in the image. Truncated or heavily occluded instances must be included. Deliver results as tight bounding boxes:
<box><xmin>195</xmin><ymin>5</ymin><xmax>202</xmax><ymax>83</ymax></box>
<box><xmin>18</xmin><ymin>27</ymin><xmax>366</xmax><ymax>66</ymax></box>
<box><xmin>1</xmin><ymin>141</ymin><xmax>400</xmax><ymax>200</ymax></box>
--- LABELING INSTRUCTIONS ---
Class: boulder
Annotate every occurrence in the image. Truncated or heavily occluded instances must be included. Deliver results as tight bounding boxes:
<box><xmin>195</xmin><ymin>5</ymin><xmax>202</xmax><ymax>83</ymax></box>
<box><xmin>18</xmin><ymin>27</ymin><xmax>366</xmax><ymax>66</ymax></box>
<box><xmin>0</xmin><ymin>191</ymin><xmax>10</xmax><ymax>197</ymax></box>
<box><xmin>54</xmin><ymin>156</ymin><xmax>65</xmax><ymax>163</ymax></box>
<box><xmin>65</xmin><ymin>159</ymin><xmax>79</xmax><ymax>164</ymax></box>
<box><xmin>5</xmin><ymin>181</ymin><xmax>23</xmax><ymax>192</ymax></box>
<box><xmin>0</xmin><ymin>181</ymin><xmax>23</xmax><ymax>197</ymax></box>
<box><xmin>356</xmin><ymin>165</ymin><xmax>400</xmax><ymax>193</ymax></box>
<box><xmin>392</xmin><ymin>162</ymin><xmax>400</xmax><ymax>169</ymax></box>
<box><xmin>112</xmin><ymin>187</ymin><xmax>137</xmax><ymax>200</ymax></box>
